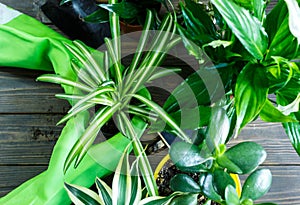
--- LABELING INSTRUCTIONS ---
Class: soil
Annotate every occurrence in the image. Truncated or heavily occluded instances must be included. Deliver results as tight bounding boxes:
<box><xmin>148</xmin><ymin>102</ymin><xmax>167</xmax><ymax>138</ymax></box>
<box><xmin>156</xmin><ymin>160</ymin><xmax>219</xmax><ymax>205</ymax></box>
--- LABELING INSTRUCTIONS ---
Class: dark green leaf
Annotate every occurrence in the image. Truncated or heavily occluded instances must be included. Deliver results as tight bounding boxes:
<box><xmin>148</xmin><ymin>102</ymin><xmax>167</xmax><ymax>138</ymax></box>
<box><xmin>170</xmin><ymin>174</ymin><xmax>201</xmax><ymax>193</ymax></box>
<box><xmin>211</xmin><ymin>0</ymin><xmax>268</xmax><ymax>59</ymax></box>
<box><xmin>64</xmin><ymin>183</ymin><xmax>101</xmax><ymax>205</ymax></box>
<box><xmin>259</xmin><ymin>99</ymin><xmax>298</xmax><ymax>123</ymax></box>
<box><xmin>217</xmin><ymin>142</ymin><xmax>267</xmax><ymax>174</ymax></box>
<box><xmin>225</xmin><ymin>185</ymin><xmax>239</xmax><ymax>205</ymax></box>
<box><xmin>169</xmin><ymin>194</ymin><xmax>198</xmax><ymax>205</ymax></box>
<box><xmin>199</xmin><ymin>173</ymin><xmax>222</xmax><ymax>202</ymax></box>
<box><xmin>99</xmin><ymin>2</ymin><xmax>140</xmax><ymax>19</ymax></box>
<box><xmin>170</xmin><ymin>142</ymin><xmax>212</xmax><ymax>172</ymax></box>
<box><xmin>84</xmin><ymin>9</ymin><xmax>109</xmax><ymax>23</ymax></box>
<box><xmin>235</xmin><ymin>63</ymin><xmax>269</xmax><ymax>133</ymax></box>
<box><xmin>241</xmin><ymin>169</ymin><xmax>272</xmax><ymax>201</ymax></box>
<box><xmin>213</xmin><ymin>170</ymin><xmax>235</xmax><ymax>198</ymax></box>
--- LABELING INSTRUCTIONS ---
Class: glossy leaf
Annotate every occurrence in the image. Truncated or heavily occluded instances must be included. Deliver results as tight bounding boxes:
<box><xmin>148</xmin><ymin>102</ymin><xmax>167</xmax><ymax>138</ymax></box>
<box><xmin>64</xmin><ymin>183</ymin><xmax>101</xmax><ymax>205</ymax></box>
<box><xmin>235</xmin><ymin>63</ymin><xmax>268</xmax><ymax>134</ymax></box>
<box><xmin>60</xmin><ymin>0</ymin><xmax>71</xmax><ymax>6</ymax></box>
<box><xmin>84</xmin><ymin>9</ymin><xmax>109</xmax><ymax>23</ymax></box>
<box><xmin>225</xmin><ymin>185</ymin><xmax>239</xmax><ymax>205</ymax></box>
<box><xmin>211</xmin><ymin>0</ymin><xmax>268</xmax><ymax>60</ymax></box>
<box><xmin>199</xmin><ymin>173</ymin><xmax>222</xmax><ymax>202</ymax></box>
<box><xmin>169</xmin><ymin>194</ymin><xmax>198</xmax><ymax>205</ymax></box>
<box><xmin>217</xmin><ymin>142</ymin><xmax>267</xmax><ymax>174</ymax></box>
<box><xmin>206</xmin><ymin>107</ymin><xmax>230</xmax><ymax>152</ymax></box>
<box><xmin>241</xmin><ymin>169</ymin><xmax>272</xmax><ymax>201</ymax></box>
<box><xmin>170</xmin><ymin>141</ymin><xmax>212</xmax><ymax>172</ymax></box>
<box><xmin>259</xmin><ymin>99</ymin><xmax>298</xmax><ymax>123</ymax></box>
<box><xmin>99</xmin><ymin>1</ymin><xmax>140</xmax><ymax>19</ymax></box>
<box><xmin>277</xmin><ymin>93</ymin><xmax>300</xmax><ymax>115</ymax></box>
<box><xmin>170</xmin><ymin>174</ymin><xmax>201</xmax><ymax>193</ymax></box>
<box><xmin>213</xmin><ymin>169</ymin><xmax>236</xmax><ymax>198</ymax></box>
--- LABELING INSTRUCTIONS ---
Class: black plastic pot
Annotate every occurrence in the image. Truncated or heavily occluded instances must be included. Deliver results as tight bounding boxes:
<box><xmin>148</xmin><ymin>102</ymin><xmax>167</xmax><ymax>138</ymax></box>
<box><xmin>41</xmin><ymin>0</ymin><xmax>111</xmax><ymax>48</ymax></box>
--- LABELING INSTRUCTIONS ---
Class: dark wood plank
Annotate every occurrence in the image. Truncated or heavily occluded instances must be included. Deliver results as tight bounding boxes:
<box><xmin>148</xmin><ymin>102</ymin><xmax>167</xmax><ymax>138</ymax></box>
<box><xmin>0</xmin><ymin>0</ymin><xmax>49</xmax><ymax>22</ymax></box>
<box><xmin>0</xmin><ymin>166</ymin><xmax>47</xmax><ymax>196</ymax></box>
<box><xmin>0</xmin><ymin>68</ymin><xmax>70</xmax><ymax>114</ymax></box>
<box><xmin>229</xmin><ymin>119</ymin><xmax>300</xmax><ymax>166</ymax></box>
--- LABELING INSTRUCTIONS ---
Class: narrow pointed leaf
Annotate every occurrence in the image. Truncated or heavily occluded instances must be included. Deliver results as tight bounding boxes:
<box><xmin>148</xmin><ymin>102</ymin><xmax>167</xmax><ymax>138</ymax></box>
<box><xmin>37</xmin><ymin>74</ymin><xmax>93</xmax><ymax>92</ymax></box>
<box><xmin>64</xmin><ymin>183</ymin><xmax>101</xmax><ymax>205</ymax></box>
<box><xmin>95</xmin><ymin>178</ymin><xmax>113</xmax><ymax>205</ymax></box>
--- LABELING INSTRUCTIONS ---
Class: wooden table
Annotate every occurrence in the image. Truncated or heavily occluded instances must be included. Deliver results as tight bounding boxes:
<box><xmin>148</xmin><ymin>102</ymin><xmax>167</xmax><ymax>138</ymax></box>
<box><xmin>1</xmin><ymin>1</ymin><xmax>300</xmax><ymax>204</ymax></box>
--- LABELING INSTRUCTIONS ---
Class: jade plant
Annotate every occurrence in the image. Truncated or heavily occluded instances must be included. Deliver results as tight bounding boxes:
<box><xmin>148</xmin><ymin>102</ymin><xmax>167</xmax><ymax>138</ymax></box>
<box><xmin>168</xmin><ymin>108</ymin><xmax>274</xmax><ymax>205</ymax></box>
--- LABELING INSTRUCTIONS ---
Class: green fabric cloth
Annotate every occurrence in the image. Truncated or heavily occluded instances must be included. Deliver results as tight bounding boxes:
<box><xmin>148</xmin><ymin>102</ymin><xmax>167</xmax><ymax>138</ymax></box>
<box><xmin>0</xmin><ymin>3</ymin><xmax>130</xmax><ymax>204</ymax></box>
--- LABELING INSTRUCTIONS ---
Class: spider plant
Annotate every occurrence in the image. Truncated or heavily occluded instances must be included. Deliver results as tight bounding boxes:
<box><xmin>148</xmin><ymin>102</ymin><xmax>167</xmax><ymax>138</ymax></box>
<box><xmin>37</xmin><ymin>1</ymin><xmax>191</xmax><ymax>197</ymax></box>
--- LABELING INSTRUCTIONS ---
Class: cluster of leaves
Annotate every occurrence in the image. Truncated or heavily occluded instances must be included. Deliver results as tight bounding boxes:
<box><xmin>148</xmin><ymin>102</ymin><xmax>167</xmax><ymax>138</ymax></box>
<box><xmin>169</xmin><ymin>108</ymin><xmax>274</xmax><ymax>205</ymax></box>
<box><xmin>65</xmin><ymin>146</ymin><xmax>199</xmax><ymax>205</ymax></box>
<box><xmin>167</xmin><ymin>0</ymin><xmax>300</xmax><ymax>154</ymax></box>
<box><xmin>60</xmin><ymin>0</ymin><xmax>163</xmax><ymax>26</ymax></box>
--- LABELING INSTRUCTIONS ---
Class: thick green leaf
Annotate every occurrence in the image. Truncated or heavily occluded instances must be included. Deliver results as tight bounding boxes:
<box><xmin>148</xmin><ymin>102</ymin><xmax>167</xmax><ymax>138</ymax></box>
<box><xmin>169</xmin><ymin>194</ymin><xmax>198</xmax><ymax>205</ymax></box>
<box><xmin>170</xmin><ymin>174</ymin><xmax>201</xmax><ymax>193</ymax></box>
<box><xmin>277</xmin><ymin>93</ymin><xmax>300</xmax><ymax>115</ymax></box>
<box><xmin>199</xmin><ymin>173</ymin><xmax>222</xmax><ymax>202</ymax></box>
<box><xmin>211</xmin><ymin>0</ymin><xmax>268</xmax><ymax>60</ymax></box>
<box><xmin>170</xmin><ymin>141</ymin><xmax>212</xmax><ymax>172</ymax></box>
<box><xmin>225</xmin><ymin>185</ymin><xmax>239</xmax><ymax>205</ymax></box>
<box><xmin>235</xmin><ymin>63</ymin><xmax>269</xmax><ymax>133</ymax></box>
<box><xmin>206</xmin><ymin>107</ymin><xmax>230</xmax><ymax>152</ymax></box>
<box><xmin>213</xmin><ymin>170</ymin><xmax>235</xmax><ymax>198</ymax></box>
<box><xmin>64</xmin><ymin>183</ymin><xmax>101</xmax><ymax>205</ymax></box>
<box><xmin>259</xmin><ymin>99</ymin><xmax>298</xmax><ymax>122</ymax></box>
<box><xmin>241</xmin><ymin>169</ymin><xmax>272</xmax><ymax>201</ymax></box>
<box><xmin>95</xmin><ymin>178</ymin><xmax>112</xmax><ymax>205</ymax></box>
<box><xmin>217</xmin><ymin>142</ymin><xmax>267</xmax><ymax>174</ymax></box>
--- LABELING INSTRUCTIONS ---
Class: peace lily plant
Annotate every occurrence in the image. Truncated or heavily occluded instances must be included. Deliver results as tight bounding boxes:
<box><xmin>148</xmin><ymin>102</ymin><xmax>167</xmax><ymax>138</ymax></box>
<box><xmin>0</xmin><ymin>0</ymin><xmax>300</xmax><ymax>204</ymax></box>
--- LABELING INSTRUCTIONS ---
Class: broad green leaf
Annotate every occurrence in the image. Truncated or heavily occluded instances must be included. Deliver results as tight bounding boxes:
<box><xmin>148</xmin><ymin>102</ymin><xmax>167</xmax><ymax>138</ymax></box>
<box><xmin>241</xmin><ymin>169</ymin><xmax>272</xmax><ymax>201</ymax></box>
<box><xmin>217</xmin><ymin>142</ymin><xmax>267</xmax><ymax>174</ymax></box>
<box><xmin>235</xmin><ymin>63</ymin><xmax>269</xmax><ymax>134</ymax></box>
<box><xmin>259</xmin><ymin>99</ymin><xmax>298</xmax><ymax>122</ymax></box>
<box><xmin>199</xmin><ymin>173</ymin><xmax>222</xmax><ymax>202</ymax></box>
<box><xmin>206</xmin><ymin>107</ymin><xmax>230</xmax><ymax>152</ymax></box>
<box><xmin>170</xmin><ymin>141</ymin><xmax>212</xmax><ymax>172</ymax></box>
<box><xmin>213</xmin><ymin>170</ymin><xmax>235</xmax><ymax>198</ymax></box>
<box><xmin>169</xmin><ymin>194</ymin><xmax>198</xmax><ymax>205</ymax></box>
<box><xmin>64</xmin><ymin>183</ymin><xmax>101</xmax><ymax>205</ymax></box>
<box><xmin>84</xmin><ymin>9</ymin><xmax>109</xmax><ymax>23</ymax></box>
<box><xmin>99</xmin><ymin>1</ymin><xmax>140</xmax><ymax>19</ymax></box>
<box><xmin>95</xmin><ymin>178</ymin><xmax>113</xmax><ymax>205</ymax></box>
<box><xmin>225</xmin><ymin>185</ymin><xmax>239</xmax><ymax>205</ymax></box>
<box><xmin>211</xmin><ymin>0</ymin><xmax>268</xmax><ymax>60</ymax></box>
<box><xmin>170</xmin><ymin>174</ymin><xmax>201</xmax><ymax>193</ymax></box>
<box><xmin>284</xmin><ymin>0</ymin><xmax>300</xmax><ymax>42</ymax></box>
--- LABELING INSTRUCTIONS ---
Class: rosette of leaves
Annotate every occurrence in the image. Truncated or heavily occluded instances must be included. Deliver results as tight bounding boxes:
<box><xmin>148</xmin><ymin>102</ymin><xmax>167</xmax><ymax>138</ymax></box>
<box><xmin>65</xmin><ymin>145</ymin><xmax>199</xmax><ymax>205</ymax></box>
<box><xmin>164</xmin><ymin>0</ymin><xmax>300</xmax><ymax>155</ymax></box>
<box><xmin>169</xmin><ymin>108</ymin><xmax>275</xmax><ymax>205</ymax></box>
<box><xmin>37</xmin><ymin>4</ymin><xmax>192</xmax><ymax>197</ymax></box>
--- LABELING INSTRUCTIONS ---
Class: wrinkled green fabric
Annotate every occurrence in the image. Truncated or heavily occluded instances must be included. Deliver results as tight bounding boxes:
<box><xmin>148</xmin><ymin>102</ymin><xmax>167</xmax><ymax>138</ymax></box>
<box><xmin>0</xmin><ymin>4</ymin><xmax>131</xmax><ymax>205</ymax></box>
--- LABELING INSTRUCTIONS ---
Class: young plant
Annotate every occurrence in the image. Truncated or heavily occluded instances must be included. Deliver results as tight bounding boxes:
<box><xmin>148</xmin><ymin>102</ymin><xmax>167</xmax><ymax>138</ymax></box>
<box><xmin>169</xmin><ymin>108</ymin><xmax>274</xmax><ymax>205</ymax></box>
<box><xmin>37</xmin><ymin>3</ymin><xmax>190</xmax><ymax>197</ymax></box>
<box><xmin>164</xmin><ymin>0</ymin><xmax>300</xmax><ymax>154</ymax></box>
